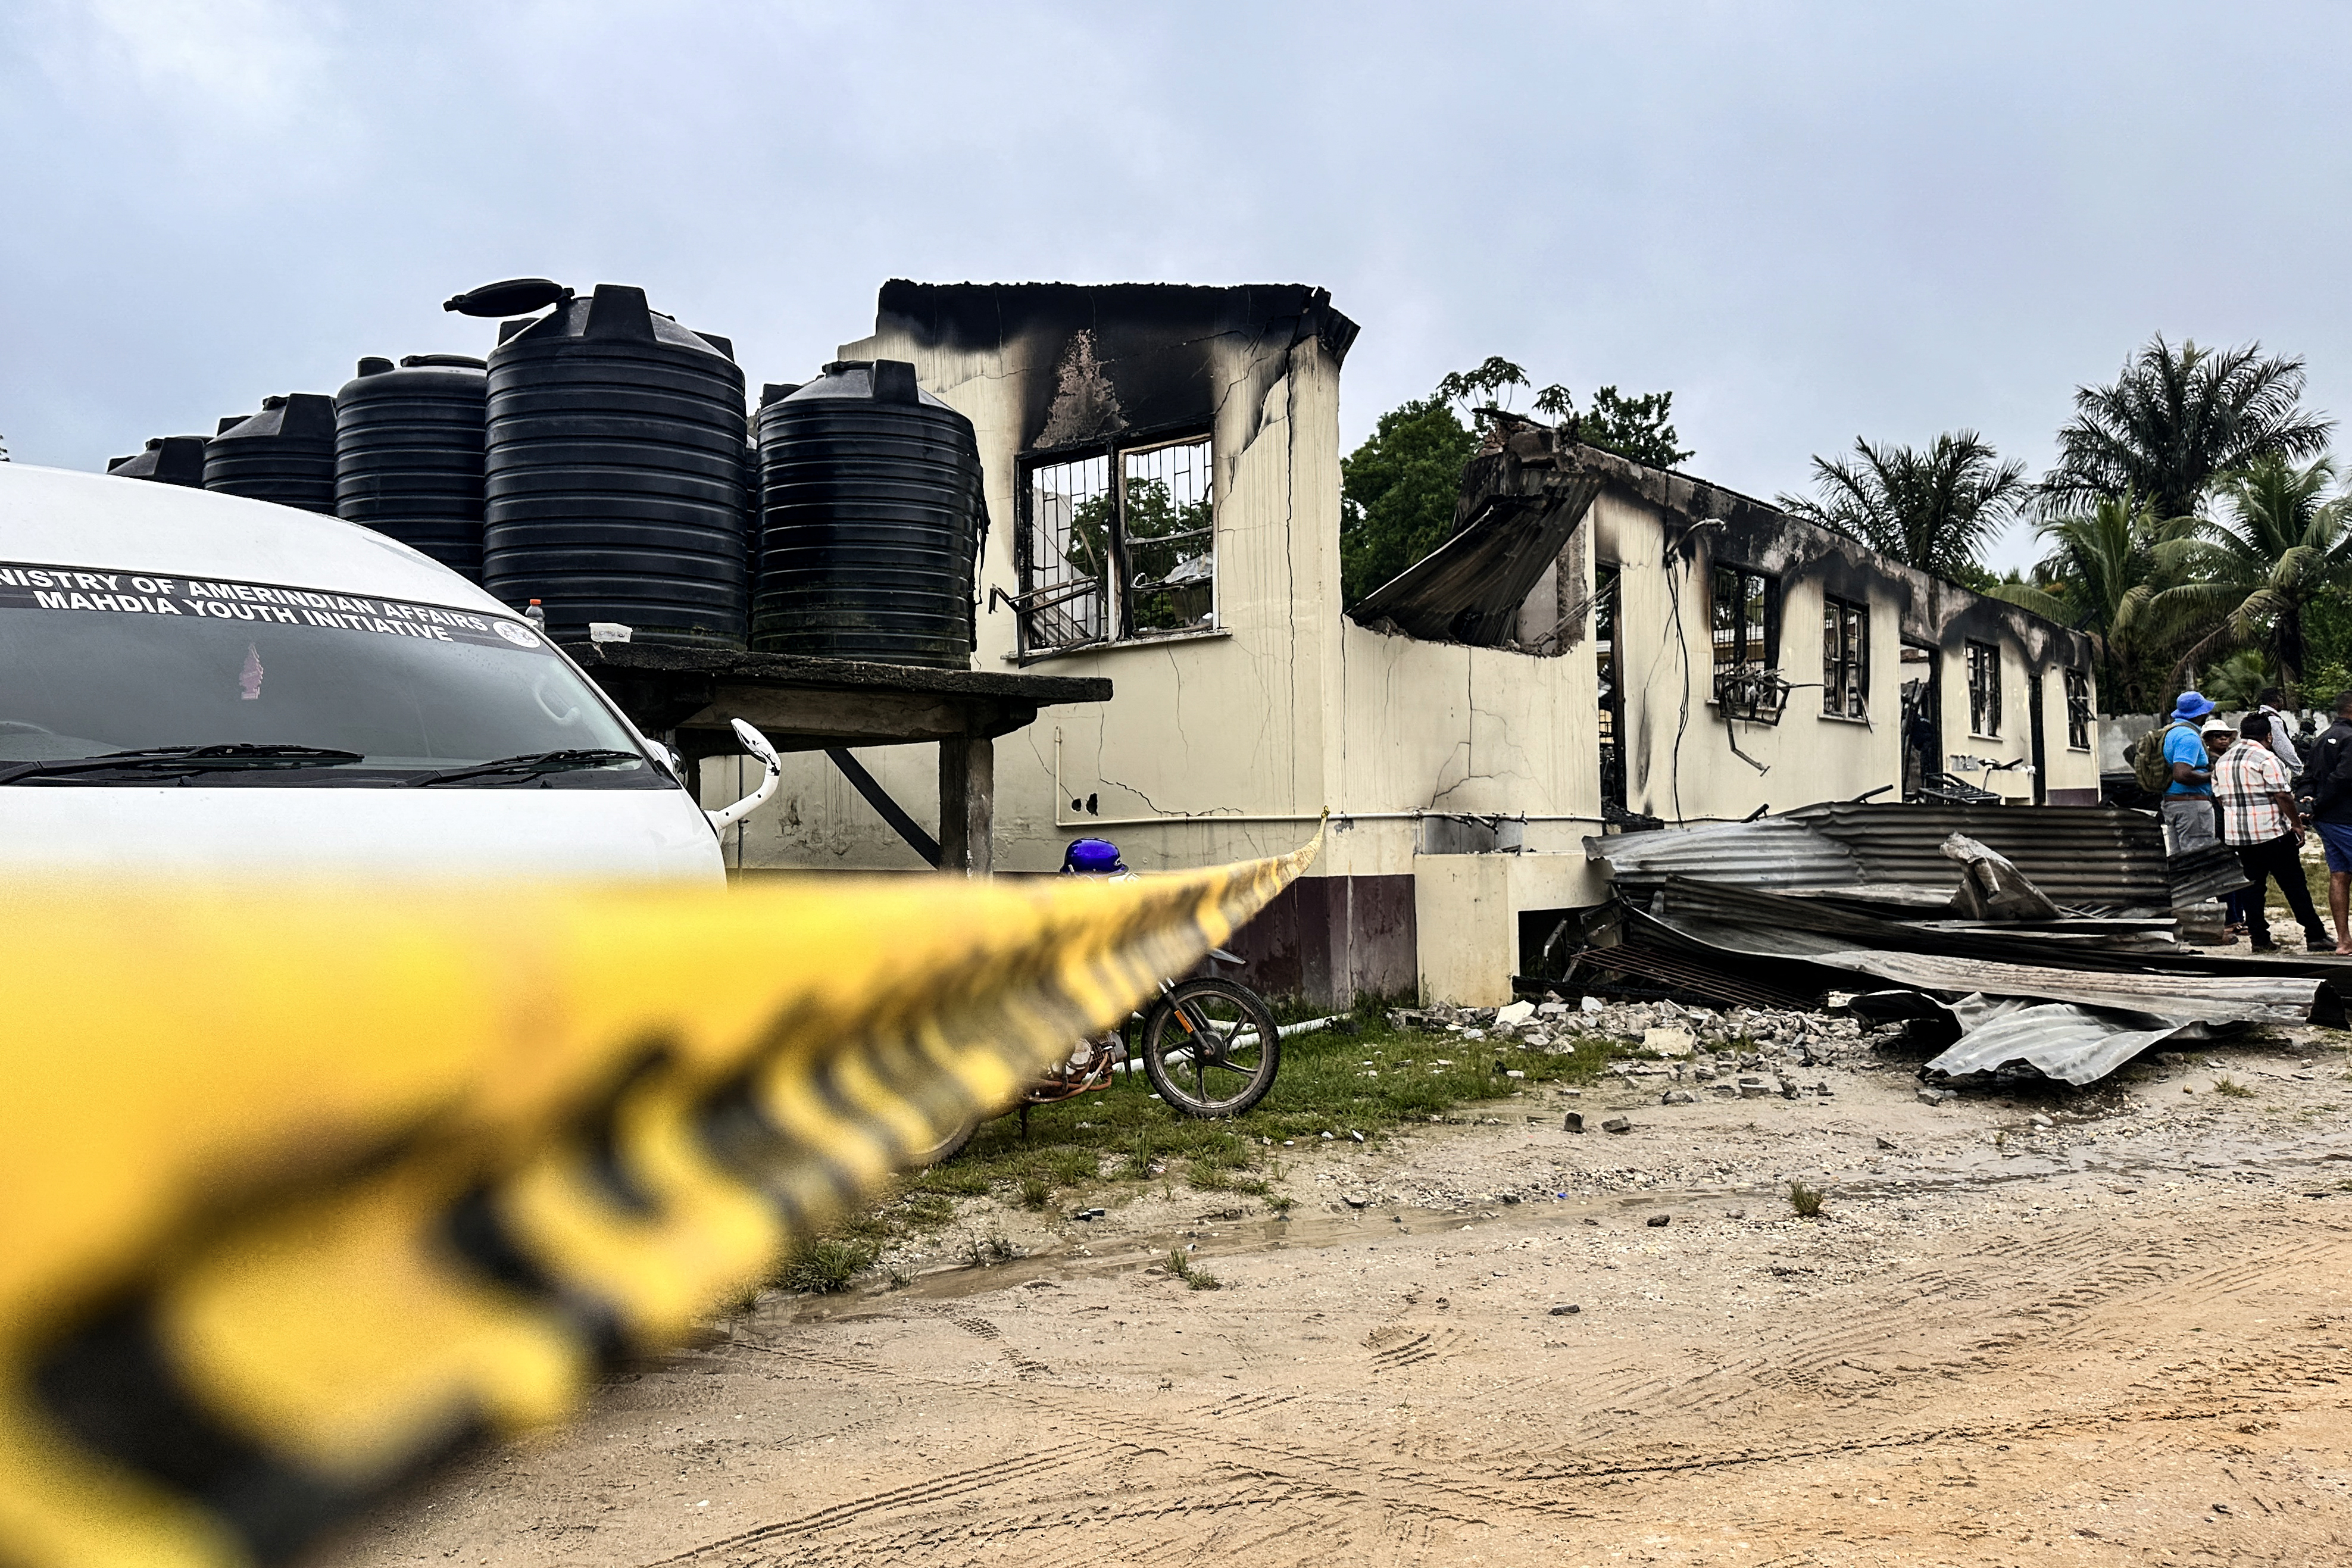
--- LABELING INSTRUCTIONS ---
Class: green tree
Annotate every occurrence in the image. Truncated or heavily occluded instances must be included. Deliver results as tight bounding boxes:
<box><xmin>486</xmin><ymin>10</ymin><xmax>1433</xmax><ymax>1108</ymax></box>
<box><xmin>1777</xmin><ymin>431</ymin><xmax>2029</xmax><ymax>580</ymax></box>
<box><xmin>1569</xmin><ymin>386</ymin><xmax>1693</xmax><ymax>469</ymax></box>
<box><xmin>1069</xmin><ymin>475</ymin><xmax>1214</xmax><ymax>632</ymax></box>
<box><xmin>1343</xmin><ymin>360</ymin><xmax>1694</xmax><ymax>604</ymax></box>
<box><xmin>1990</xmin><ymin>495</ymin><xmax>2187</xmax><ymax>713</ymax></box>
<box><xmin>1339</xmin><ymin>396</ymin><xmax>1478</xmax><ymax>605</ymax></box>
<box><xmin>2043</xmin><ymin>336</ymin><xmax>2334</xmax><ymax>520</ymax></box>
<box><xmin>2154</xmin><ymin>454</ymin><xmax>2352</xmax><ymax>693</ymax></box>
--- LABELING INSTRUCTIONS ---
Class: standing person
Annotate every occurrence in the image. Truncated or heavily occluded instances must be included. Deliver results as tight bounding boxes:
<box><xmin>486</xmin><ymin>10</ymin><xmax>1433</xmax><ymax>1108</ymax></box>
<box><xmin>2257</xmin><ymin>686</ymin><xmax>2303</xmax><ymax>773</ymax></box>
<box><xmin>2301</xmin><ymin>689</ymin><xmax>2352</xmax><ymax>954</ymax></box>
<box><xmin>2204</xmin><ymin>719</ymin><xmax>2252</xmax><ymax>936</ymax></box>
<box><xmin>2214</xmin><ymin>711</ymin><xmax>2333</xmax><ymax>952</ymax></box>
<box><xmin>2157</xmin><ymin>692</ymin><xmax>2219</xmax><ymax>852</ymax></box>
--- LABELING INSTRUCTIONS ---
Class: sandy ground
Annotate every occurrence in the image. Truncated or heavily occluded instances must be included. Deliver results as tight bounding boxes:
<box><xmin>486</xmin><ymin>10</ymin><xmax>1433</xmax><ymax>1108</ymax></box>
<box><xmin>323</xmin><ymin>1032</ymin><xmax>2352</xmax><ymax>1568</ymax></box>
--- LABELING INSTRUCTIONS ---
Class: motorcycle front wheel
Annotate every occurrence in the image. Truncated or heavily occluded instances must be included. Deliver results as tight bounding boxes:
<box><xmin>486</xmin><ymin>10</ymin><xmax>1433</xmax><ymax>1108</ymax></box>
<box><xmin>1141</xmin><ymin>977</ymin><xmax>1281</xmax><ymax>1117</ymax></box>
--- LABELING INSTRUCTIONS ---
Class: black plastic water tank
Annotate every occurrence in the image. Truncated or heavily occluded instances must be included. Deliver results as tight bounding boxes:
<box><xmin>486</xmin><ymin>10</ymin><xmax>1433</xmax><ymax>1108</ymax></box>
<box><xmin>473</xmin><ymin>282</ymin><xmax>748</xmax><ymax>646</ymax></box>
<box><xmin>752</xmin><ymin>361</ymin><xmax>985</xmax><ymax>667</ymax></box>
<box><xmin>107</xmin><ymin>435</ymin><xmax>208</xmax><ymax>487</ymax></box>
<box><xmin>335</xmin><ymin>354</ymin><xmax>488</xmax><ymax>580</ymax></box>
<box><xmin>204</xmin><ymin>393</ymin><xmax>338</xmax><ymax>513</ymax></box>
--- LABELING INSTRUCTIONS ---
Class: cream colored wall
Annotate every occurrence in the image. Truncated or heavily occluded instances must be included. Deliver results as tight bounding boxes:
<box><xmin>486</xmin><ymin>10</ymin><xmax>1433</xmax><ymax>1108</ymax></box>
<box><xmin>736</xmin><ymin>320</ymin><xmax>1350</xmax><ymax>878</ymax></box>
<box><xmin>1595</xmin><ymin>493</ymin><xmax>1900</xmax><ymax>824</ymax></box>
<box><xmin>1940</xmin><ymin>638</ymin><xmax>2037</xmax><ymax>799</ymax></box>
<box><xmin>2042</xmin><ymin>665</ymin><xmax>2102</xmax><ymax>798</ymax></box>
<box><xmin>1413</xmin><ymin>853</ymin><xmax>1600</xmax><ymax>1005</ymax></box>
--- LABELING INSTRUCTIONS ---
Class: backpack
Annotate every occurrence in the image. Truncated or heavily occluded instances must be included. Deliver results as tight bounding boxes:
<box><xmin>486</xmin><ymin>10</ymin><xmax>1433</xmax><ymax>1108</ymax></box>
<box><xmin>2132</xmin><ymin>721</ymin><xmax>2192</xmax><ymax>795</ymax></box>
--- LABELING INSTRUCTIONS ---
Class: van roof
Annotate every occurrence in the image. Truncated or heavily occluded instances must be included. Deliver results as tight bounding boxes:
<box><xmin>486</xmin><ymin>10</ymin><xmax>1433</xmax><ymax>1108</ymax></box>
<box><xmin>0</xmin><ymin>464</ymin><xmax>511</xmax><ymax>615</ymax></box>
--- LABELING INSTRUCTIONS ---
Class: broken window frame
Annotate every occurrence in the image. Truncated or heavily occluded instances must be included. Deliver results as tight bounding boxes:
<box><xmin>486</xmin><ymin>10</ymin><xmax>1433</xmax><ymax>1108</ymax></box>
<box><xmin>1008</xmin><ymin>429</ymin><xmax>1216</xmax><ymax>662</ymax></box>
<box><xmin>1966</xmin><ymin>639</ymin><xmax>2003</xmax><ymax>738</ymax></box>
<box><xmin>1820</xmin><ymin>595</ymin><xmax>1869</xmax><ymax>721</ymax></box>
<box><xmin>2063</xmin><ymin>667</ymin><xmax>2092</xmax><ymax>750</ymax></box>
<box><xmin>1709</xmin><ymin>563</ymin><xmax>1783</xmax><ymax>723</ymax></box>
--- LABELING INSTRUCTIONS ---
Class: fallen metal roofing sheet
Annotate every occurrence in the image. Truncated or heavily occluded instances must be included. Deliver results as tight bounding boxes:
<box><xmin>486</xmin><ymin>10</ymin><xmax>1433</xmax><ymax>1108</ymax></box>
<box><xmin>1348</xmin><ymin>477</ymin><xmax>1600</xmax><ymax>645</ymax></box>
<box><xmin>1592</xmin><ymin>800</ymin><xmax>2245</xmax><ymax>913</ymax></box>
<box><xmin>1922</xmin><ymin>995</ymin><xmax>2231</xmax><ymax>1086</ymax></box>
<box><xmin>1582</xmin><ymin>816</ymin><xmax>1864</xmax><ymax>889</ymax></box>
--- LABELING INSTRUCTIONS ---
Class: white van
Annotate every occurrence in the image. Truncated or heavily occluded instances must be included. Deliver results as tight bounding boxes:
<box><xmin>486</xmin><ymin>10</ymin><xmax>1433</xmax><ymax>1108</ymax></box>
<box><xmin>0</xmin><ymin>464</ymin><xmax>758</xmax><ymax>883</ymax></box>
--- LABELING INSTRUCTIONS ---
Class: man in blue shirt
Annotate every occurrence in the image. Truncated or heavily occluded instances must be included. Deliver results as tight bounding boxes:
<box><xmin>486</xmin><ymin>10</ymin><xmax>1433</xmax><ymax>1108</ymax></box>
<box><xmin>2161</xmin><ymin>691</ymin><xmax>2219</xmax><ymax>854</ymax></box>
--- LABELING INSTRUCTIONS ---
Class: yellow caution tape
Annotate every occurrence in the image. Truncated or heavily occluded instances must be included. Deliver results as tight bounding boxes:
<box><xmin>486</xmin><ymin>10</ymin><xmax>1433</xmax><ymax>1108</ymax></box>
<box><xmin>0</xmin><ymin>828</ymin><xmax>1316</xmax><ymax>1568</ymax></box>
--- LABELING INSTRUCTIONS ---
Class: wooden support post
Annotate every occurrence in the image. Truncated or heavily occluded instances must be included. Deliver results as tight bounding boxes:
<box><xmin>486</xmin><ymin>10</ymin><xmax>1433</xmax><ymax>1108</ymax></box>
<box><xmin>938</xmin><ymin>733</ymin><xmax>995</xmax><ymax>875</ymax></box>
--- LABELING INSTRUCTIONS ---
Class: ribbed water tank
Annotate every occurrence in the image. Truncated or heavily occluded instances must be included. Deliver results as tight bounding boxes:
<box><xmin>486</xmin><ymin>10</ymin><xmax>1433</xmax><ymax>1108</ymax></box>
<box><xmin>752</xmin><ymin>360</ymin><xmax>984</xmax><ymax>667</ymax></box>
<box><xmin>204</xmin><ymin>393</ymin><xmax>338</xmax><ymax>513</ymax></box>
<box><xmin>335</xmin><ymin>354</ymin><xmax>488</xmax><ymax>580</ymax></box>
<box><xmin>477</xmin><ymin>283</ymin><xmax>748</xmax><ymax>646</ymax></box>
<box><xmin>106</xmin><ymin>435</ymin><xmax>208</xmax><ymax>487</ymax></box>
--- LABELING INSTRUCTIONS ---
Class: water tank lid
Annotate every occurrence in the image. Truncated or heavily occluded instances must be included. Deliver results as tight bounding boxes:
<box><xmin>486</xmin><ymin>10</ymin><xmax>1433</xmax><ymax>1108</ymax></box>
<box><xmin>217</xmin><ymin>416</ymin><xmax>245</xmax><ymax>434</ymax></box>
<box><xmin>356</xmin><ymin>357</ymin><xmax>396</xmax><ymax>377</ymax></box>
<box><xmin>791</xmin><ymin>360</ymin><xmax>951</xmax><ymax>411</ymax></box>
<box><xmin>760</xmin><ymin>382</ymin><xmax>802</xmax><ymax>407</ymax></box>
<box><xmin>445</xmin><ymin>277</ymin><xmax>573</xmax><ymax>318</ymax></box>
<box><xmin>400</xmin><ymin>353</ymin><xmax>488</xmax><ymax>370</ymax></box>
<box><xmin>498</xmin><ymin>284</ymin><xmax>736</xmax><ymax>363</ymax></box>
<box><xmin>107</xmin><ymin>455</ymin><xmax>132</xmax><ymax>471</ymax></box>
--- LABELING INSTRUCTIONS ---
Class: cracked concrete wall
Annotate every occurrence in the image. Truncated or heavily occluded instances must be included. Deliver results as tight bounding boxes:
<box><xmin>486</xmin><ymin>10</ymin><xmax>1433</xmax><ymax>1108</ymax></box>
<box><xmin>730</xmin><ymin>288</ymin><xmax>1350</xmax><ymax>872</ymax></box>
<box><xmin>1589</xmin><ymin>484</ymin><xmax>2101</xmax><ymax>822</ymax></box>
<box><xmin>718</xmin><ymin>282</ymin><xmax>1616</xmax><ymax>1007</ymax></box>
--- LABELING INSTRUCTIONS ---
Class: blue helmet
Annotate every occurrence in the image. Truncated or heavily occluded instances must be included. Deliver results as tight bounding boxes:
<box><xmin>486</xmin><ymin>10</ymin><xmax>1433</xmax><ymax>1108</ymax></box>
<box><xmin>1061</xmin><ymin>836</ymin><xmax>1125</xmax><ymax>874</ymax></box>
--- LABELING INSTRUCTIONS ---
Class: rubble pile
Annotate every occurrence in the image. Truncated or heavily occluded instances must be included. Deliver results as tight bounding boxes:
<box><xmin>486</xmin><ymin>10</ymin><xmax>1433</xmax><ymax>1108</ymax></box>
<box><xmin>1572</xmin><ymin>804</ymin><xmax>2346</xmax><ymax>1089</ymax></box>
<box><xmin>1385</xmin><ymin>994</ymin><xmax>1883</xmax><ymax>1105</ymax></box>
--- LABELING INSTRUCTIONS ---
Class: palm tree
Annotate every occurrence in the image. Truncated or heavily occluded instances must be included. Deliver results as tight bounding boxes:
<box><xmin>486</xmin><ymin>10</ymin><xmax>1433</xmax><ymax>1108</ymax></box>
<box><xmin>2155</xmin><ymin>455</ymin><xmax>2352</xmax><ymax>691</ymax></box>
<box><xmin>1990</xmin><ymin>495</ymin><xmax>2187</xmax><ymax>712</ymax></box>
<box><xmin>1778</xmin><ymin>431</ymin><xmax>2029</xmax><ymax>579</ymax></box>
<box><xmin>2043</xmin><ymin>336</ymin><xmax>2334</xmax><ymax>520</ymax></box>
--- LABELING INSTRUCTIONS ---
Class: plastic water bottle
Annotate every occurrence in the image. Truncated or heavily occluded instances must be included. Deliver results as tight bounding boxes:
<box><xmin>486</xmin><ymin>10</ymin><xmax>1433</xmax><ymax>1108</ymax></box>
<box><xmin>524</xmin><ymin>598</ymin><xmax>546</xmax><ymax>630</ymax></box>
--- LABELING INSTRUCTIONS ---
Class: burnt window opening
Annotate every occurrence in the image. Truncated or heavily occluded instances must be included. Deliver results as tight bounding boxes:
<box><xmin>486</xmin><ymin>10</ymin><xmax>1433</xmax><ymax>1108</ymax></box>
<box><xmin>1822</xmin><ymin>596</ymin><xmax>1869</xmax><ymax>720</ymax></box>
<box><xmin>1011</xmin><ymin>433</ymin><xmax>1213</xmax><ymax>659</ymax></box>
<box><xmin>2064</xmin><ymin>667</ymin><xmax>2092</xmax><ymax>750</ymax></box>
<box><xmin>1966</xmin><ymin>639</ymin><xmax>2003</xmax><ymax>738</ymax></box>
<box><xmin>1710</xmin><ymin>564</ymin><xmax>1782</xmax><ymax>721</ymax></box>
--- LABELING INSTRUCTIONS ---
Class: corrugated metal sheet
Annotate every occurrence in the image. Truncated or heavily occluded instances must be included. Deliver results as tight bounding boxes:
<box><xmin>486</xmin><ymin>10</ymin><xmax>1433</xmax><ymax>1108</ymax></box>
<box><xmin>1592</xmin><ymin>801</ymin><xmax>2246</xmax><ymax>913</ymax></box>
<box><xmin>1791</xmin><ymin>801</ymin><xmax>2167</xmax><ymax>908</ymax></box>
<box><xmin>1584</xmin><ymin>816</ymin><xmax>1864</xmax><ymax>889</ymax></box>
<box><xmin>1645</xmin><ymin>905</ymin><xmax>2319</xmax><ymax>1022</ymax></box>
<box><xmin>1348</xmin><ymin>477</ymin><xmax>1600</xmax><ymax>645</ymax></box>
<box><xmin>1922</xmin><ymin>997</ymin><xmax>2228</xmax><ymax>1086</ymax></box>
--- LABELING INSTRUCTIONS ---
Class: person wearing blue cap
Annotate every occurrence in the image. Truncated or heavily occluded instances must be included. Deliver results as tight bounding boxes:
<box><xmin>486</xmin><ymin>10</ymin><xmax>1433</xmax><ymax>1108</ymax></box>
<box><xmin>2159</xmin><ymin>691</ymin><xmax>2220</xmax><ymax>853</ymax></box>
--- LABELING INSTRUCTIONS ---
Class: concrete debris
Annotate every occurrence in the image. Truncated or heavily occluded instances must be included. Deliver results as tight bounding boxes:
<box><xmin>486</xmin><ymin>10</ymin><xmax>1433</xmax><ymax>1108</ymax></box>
<box><xmin>1564</xmin><ymin>1112</ymin><xmax>1585</xmax><ymax>1133</ymax></box>
<box><xmin>1494</xmin><ymin>1000</ymin><xmax>1536</xmax><ymax>1027</ymax></box>
<box><xmin>1601</xmin><ymin>1117</ymin><xmax>1632</xmax><ymax>1133</ymax></box>
<box><xmin>1574</xmin><ymin>800</ymin><xmax>2335</xmax><ymax>1089</ymax></box>
<box><xmin>1645</xmin><ymin>1214</ymin><xmax>1672</xmax><ymax>1227</ymax></box>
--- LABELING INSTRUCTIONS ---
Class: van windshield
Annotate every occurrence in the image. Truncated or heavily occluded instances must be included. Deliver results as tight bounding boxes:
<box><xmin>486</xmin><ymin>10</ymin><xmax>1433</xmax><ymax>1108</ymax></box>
<box><xmin>0</xmin><ymin>562</ymin><xmax>664</xmax><ymax>789</ymax></box>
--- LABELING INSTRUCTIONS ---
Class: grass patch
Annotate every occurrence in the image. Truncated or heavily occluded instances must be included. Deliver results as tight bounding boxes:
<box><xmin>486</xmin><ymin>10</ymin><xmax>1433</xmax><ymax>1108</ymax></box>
<box><xmin>2213</xmin><ymin>1076</ymin><xmax>2257</xmax><ymax>1099</ymax></box>
<box><xmin>891</xmin><ymin>1001</ymin><xmax>1614</xmax><ymax>1210</ymax></box>
<box><xmin>780</xmin><ymin>1237</ymin><xmax>876</xmax><ymax>1295</ymax></box>
<box><xmin>1786</xmin><ymin>1179</ymin><xmax>1826</xmax><ymax>1219</ymax></box>
<box><xmin>1166</xmin><ymin>1248</ymin><xmax>1222</xmax><ymax>1291</ymax></box>
<box><xmin>770</xmin><ymin>999</ymin><xmax>1620</xmax><ymax>1280</ymax></box>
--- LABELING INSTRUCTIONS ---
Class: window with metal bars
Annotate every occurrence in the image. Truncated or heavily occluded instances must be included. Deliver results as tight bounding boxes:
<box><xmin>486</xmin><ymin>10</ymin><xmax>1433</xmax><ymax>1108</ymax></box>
<box><xmin>1710</xmin><ymin>564</ymin><xmax>1778</xmax><ymax>698</ymax></box>
<box><xmin>2064</xmin><ymin>667</ymin><xmax>2092</xmax><ymax>749</ymax></box>
<box><xmin>1010</xmin><ymin>434</ymin><xmax>1214</xmax><ymax>659</ymax></box>
<box><xmin>1821</xmin><ymin>596</ymin><xmax>1868</xmax><ymax>720</ymax></box>
<box><xmin>1966</xmin><ymin>639</ymin><xmax>2003</xmax><ymax>737</ymax></box>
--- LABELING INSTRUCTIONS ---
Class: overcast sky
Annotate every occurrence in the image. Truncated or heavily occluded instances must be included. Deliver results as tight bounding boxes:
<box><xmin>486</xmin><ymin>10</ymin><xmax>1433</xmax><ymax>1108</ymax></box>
<box><xmin>7</xmin><ymin>1</ymin><xmax>2350</xmax><ymax>570</ymax></box>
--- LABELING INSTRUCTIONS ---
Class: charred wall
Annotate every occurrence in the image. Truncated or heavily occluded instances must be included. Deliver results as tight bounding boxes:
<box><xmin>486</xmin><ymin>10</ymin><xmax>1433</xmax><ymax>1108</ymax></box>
<box><xmin>872</xmin><ymin>280</ymin><xmax>1358</xmax><ymax>458</ymax></box>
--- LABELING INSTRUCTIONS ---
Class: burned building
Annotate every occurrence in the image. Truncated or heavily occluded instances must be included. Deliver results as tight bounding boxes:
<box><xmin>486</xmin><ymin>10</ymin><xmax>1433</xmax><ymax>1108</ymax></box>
<box><xmin>721</xmin><ymin>282</ymin><xmax>2099</xmax><ymax>1008</ymax></box>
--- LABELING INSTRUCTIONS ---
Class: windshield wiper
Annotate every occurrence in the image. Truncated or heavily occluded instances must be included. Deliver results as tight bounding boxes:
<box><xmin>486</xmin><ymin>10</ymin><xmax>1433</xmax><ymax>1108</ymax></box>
<box><xmin>399</xmin><ymin>748</ymin><xmax>646</xmax><ymax>788</ymax></box>
<box><xmin>0</xmin><ymin>744</ymin><xmax>366</xmax><ymax>786</ymax></box>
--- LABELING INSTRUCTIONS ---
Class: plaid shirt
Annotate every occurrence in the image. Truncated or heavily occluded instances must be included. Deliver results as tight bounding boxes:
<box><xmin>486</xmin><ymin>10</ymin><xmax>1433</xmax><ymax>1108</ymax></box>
<box><xmin>2213</xmin><ymin>741</ymin><xmax>2294</xmax><ymax>845</ymax></box>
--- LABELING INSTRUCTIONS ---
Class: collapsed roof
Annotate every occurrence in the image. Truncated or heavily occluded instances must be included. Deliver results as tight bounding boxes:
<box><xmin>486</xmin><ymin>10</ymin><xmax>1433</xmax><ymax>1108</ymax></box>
<box><xmin>1569</xmin><ymin>802</ymin><xmax>2337</xmax><ymax>1087</ymax></box>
